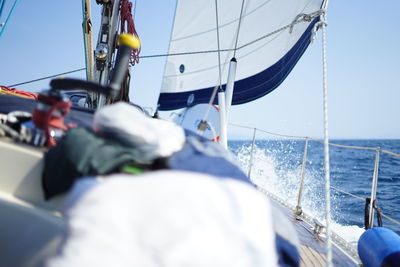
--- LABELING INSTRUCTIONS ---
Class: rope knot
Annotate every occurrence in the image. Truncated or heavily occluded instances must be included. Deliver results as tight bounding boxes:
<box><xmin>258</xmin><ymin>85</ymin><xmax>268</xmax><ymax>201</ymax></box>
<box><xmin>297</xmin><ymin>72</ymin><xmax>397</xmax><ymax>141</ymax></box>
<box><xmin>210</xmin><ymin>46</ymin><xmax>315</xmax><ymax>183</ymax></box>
<box><xmin>289</xmin><ymin>9</ymin><xmax>326</xmax><ymax>34</ymax></box>
<box><xmin>303</xmin><ymin>15</ymin><xmax>312</xmax><ymax>22</ymax></box>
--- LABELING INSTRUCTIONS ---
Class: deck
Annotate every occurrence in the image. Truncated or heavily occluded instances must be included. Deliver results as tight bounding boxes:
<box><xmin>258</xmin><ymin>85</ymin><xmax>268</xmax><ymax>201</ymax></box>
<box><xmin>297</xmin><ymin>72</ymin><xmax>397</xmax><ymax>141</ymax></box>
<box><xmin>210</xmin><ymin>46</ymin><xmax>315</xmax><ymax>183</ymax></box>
<box><xmin>300</xmin><ymin>245</ymin><xmax>327</xmax><ymax>267</ymax></box>
<box><xmin>271</xmin><ymin>200</ymin><xmax>359</xmax><ymax>267</ymax></box>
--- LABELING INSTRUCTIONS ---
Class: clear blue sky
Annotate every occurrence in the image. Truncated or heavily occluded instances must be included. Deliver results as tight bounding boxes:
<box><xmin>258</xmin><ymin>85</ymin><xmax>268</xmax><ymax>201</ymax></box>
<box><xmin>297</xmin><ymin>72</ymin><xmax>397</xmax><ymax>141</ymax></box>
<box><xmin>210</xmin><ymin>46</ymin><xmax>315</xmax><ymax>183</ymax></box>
<box><xmin>0</xmin><ymin>0</ymin><xmax>399</xmax><ymax>139</ymax></box>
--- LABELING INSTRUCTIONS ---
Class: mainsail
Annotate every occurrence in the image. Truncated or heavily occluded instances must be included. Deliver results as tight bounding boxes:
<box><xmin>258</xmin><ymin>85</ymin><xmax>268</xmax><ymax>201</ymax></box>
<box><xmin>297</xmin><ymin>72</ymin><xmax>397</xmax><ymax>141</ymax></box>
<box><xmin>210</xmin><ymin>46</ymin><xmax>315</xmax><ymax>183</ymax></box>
<box><xmin>158</xmin><ymin>0</ymin><xmax>326</xmax><ymax>111</ymax></box>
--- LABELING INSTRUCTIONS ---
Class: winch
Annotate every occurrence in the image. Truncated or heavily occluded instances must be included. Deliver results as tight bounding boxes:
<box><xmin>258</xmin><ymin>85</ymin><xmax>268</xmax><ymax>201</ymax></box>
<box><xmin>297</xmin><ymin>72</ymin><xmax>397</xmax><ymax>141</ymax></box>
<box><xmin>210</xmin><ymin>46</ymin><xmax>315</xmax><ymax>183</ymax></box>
<box><xmin>32</xmin><ymin>90</ymin><xmax>72</xmax><ymax>147</ymax></box>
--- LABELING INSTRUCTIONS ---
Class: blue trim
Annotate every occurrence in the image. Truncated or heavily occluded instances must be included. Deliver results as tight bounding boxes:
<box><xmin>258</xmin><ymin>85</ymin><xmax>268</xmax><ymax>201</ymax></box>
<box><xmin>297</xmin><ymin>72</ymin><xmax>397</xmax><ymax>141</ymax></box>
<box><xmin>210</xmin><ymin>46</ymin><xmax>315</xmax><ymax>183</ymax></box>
<box><xmin>158</xmin><ymin>18</ymin><xmax>319</xmax><ymax>111</ymax></box>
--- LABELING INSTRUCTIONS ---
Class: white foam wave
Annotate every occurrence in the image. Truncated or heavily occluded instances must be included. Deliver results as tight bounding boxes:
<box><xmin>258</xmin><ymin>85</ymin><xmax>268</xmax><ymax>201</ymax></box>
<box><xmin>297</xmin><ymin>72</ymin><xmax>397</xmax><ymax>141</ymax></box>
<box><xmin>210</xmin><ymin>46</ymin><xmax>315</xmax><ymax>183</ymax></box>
<box><xmin>331</xmin><ymin>222</ymin><xmax>364</xmax><ymax>248</ymax></box>
<box><xmin>233</xmin><ymin>143</ymin><xmax>365</xmax><ymax>247</ymax></box>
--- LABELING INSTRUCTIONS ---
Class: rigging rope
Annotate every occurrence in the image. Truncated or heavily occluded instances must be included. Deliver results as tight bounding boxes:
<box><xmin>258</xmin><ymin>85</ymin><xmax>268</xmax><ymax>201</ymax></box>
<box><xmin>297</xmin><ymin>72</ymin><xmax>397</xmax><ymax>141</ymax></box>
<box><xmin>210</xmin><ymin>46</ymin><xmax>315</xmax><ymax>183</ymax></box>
<box><xmin>214</xmin><ymin>0</ymin><xmax>223</xmax><ymax>92</ymax></box>
<box><xmin>0</xmin><ymin>0</ymin><xmax>6</xmax><ymax>20</ymax></box>
<box><xmin>381</xmin><ymin>212</ymin><xmax>400</xmax><ymax>226</ymax></box>
<box><xmin>6</xmin><ymin>9</ymin><xmax>325</xmax><ymax>89</ymax></box>
<box><xmin>139</xmin><ymin>9</ymin><xmax>324</xmax><ymax>59</ymax></box>
<box><xmin>229</xmin><ymin>122</ymin><xmax>309</xmax><ymax>139</ymax></box>
<box><xmin>198</xmin><ymin>0</ymin><xmax>223</xmax><ymax>134</ymax></box>
<box><xmin>7</xmin><ymin>9</ymin><xmax>325</xmax><ymax>88</ymax></box>
<box><xmin>330</xmin><ymin>186</ymin><xmax>365</xmax><ymax>201</ymax></box>
<box><xmin>326</xmin><ymin>186</ymin><xmax>400</xmax><ymax>228</ymax></box>
<box><xmin>0</xmin><ymin>0</ymin><xmax>20</xmax><ymax>39</ymax></box>
<box><xmin>229</xmin><ymin>125</ymin><xmax>400</xmax><ymax>229</ymax></box>
<box><xmin>133</xmin><ymin>0</ymin><xmax>137</xmax><ymax>19</ymax></box>
<box><xmin>233</xmin><ymin>0</ymin><xmax>246</xmax><ymax>58</ymax></box>
<box><xmin>229</xmin><ymin>123</ymin><xmax>400</xmax><ymax>157</ymax></box>
<box><xmin>7</xmin><ymin>68</ymin><xmax>86</xmax><ymax>87</ymax></box>
<box><xmin>320</xmin><ymin>11</ymin><xmax>333</xmax><ymax>267</ymax></box>
<box><xmin>381</xmin><ymin>149</ymin><xmax>400</xmax><ymax>158</ymax></box>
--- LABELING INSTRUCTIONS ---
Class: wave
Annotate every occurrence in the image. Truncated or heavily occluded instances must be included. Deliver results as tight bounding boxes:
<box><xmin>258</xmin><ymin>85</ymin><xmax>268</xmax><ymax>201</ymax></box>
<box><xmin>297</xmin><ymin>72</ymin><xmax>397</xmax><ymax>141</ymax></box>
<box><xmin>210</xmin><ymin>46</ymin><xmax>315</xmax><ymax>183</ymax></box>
<box><xmin>231</xmin><ymin>142</ymin><xmax>365</xmax><ymax>247</ymax></box>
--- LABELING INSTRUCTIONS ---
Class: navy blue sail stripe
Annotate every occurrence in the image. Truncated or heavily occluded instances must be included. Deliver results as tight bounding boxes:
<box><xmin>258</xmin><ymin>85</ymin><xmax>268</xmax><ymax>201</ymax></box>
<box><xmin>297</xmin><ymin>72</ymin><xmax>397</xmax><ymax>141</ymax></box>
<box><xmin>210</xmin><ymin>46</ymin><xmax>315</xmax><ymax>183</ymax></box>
<box><xmin>158</xmin><ymin>18</ymin><xmax>319</xmax><ymax>111</ymax></box>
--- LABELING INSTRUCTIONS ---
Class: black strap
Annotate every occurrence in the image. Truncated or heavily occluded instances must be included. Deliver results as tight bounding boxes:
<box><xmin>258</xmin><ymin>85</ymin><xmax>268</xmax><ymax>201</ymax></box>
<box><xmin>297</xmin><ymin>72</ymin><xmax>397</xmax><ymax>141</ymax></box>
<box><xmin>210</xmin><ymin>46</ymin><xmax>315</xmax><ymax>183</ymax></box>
<box><xmin>364</xmin><ymin>198</ymin><xmax>383</xmax><ymax>229</ymax></box>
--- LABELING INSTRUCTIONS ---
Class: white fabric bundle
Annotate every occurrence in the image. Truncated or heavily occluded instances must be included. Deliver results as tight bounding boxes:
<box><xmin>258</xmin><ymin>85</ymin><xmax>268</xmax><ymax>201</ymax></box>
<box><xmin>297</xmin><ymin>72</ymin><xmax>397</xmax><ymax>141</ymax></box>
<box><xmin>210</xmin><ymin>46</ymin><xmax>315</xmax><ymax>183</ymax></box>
<box><xmin>47</xmin><ymin>171</ymin><xmax>278</xmax><ymax>267</ymax></box>
<box><xmin>93</xmin><ymin>102</ymin><xmax>185</xmax><ymax>159</ymax></box>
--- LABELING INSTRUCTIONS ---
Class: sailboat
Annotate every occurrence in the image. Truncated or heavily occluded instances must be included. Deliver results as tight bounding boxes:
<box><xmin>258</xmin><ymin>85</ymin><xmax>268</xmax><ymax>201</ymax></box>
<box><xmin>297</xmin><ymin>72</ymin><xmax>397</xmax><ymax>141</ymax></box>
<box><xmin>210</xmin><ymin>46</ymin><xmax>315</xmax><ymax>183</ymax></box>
<box><xmin>0</xmin><ymin>0</ymin><xmax>399</xmax><ymax>266</ymax></box>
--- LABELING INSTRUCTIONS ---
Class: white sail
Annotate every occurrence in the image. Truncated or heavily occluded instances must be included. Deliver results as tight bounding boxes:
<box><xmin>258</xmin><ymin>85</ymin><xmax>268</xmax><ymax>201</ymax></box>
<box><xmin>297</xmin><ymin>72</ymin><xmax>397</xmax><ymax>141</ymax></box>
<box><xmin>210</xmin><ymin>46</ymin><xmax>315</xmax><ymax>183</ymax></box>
<box><xmin>158</xmin><ymin>0</ymin><xmax>325</xmax><ymax>110</ymax></box>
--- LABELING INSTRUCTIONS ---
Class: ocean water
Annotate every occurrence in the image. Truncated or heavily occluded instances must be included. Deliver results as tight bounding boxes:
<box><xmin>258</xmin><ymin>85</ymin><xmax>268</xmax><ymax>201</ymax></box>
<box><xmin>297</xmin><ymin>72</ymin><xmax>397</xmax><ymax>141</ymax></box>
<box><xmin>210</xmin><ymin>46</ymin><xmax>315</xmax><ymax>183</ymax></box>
<box><xmin>229</xmin><ymin>139</ymin><xmax>400</xmax><ymax>246</ymax></box>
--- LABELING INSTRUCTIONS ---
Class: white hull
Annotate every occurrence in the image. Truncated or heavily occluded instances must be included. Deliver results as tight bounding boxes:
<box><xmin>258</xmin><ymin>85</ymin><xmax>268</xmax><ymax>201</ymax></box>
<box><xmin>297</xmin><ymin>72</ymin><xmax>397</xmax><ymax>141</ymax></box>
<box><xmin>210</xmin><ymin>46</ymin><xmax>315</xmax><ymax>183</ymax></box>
<box><xmin>0</xmin><ymin>137</ymin><xmax>360</xmax><ymax>266</ymax></box>
<box><xmin>0</xmin><ymin>139</ymin><xmax>64</xmax><ymax>267</ymax></box>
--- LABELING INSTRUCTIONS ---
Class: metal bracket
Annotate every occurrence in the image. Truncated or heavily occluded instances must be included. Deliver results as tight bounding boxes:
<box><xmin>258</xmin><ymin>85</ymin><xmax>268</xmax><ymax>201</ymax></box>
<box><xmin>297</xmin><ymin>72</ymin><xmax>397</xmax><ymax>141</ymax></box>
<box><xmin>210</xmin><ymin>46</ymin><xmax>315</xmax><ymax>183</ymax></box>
<box><xmin>313</xmin><ymin>219</ymin><xmax>325</xmax><ymax>236</ymax></box>
<box><xmin>295</xmin><ymin>205</ymin><xmax>303</xmax><ymax>216</ymax></box>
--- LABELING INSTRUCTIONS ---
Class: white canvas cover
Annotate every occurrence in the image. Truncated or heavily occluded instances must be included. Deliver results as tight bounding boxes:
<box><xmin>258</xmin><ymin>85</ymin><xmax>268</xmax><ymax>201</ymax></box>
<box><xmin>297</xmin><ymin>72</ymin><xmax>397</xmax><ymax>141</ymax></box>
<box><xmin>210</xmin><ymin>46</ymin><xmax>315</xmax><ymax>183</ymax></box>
<box><xmin>46</xmin><ymin>171</ymin><xmax>278</xmax><ymax>267</ymax></box>
<box><xmin>93</xmin><ymin>102</ymin><xmax>185</xmax><ymax>159</ymax></box>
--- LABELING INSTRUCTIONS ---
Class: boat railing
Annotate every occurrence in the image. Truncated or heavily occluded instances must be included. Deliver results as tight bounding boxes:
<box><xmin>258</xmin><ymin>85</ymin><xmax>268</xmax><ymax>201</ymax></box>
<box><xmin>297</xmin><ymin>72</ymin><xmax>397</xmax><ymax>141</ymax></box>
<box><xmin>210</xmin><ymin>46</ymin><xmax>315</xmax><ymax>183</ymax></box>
<box><xmin>229</xmin><ymin>123</ymin><xmax>400</xmax><ymax>230</ymax></box>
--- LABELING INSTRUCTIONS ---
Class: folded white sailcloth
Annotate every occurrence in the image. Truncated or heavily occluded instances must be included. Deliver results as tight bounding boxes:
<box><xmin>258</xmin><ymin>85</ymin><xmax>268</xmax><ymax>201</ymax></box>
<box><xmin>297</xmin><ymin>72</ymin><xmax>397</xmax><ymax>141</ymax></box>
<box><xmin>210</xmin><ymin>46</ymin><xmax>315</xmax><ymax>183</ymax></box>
<box><xmin>93</xmin><ymin>102</ymin><xmax>185</xmax><ymax>159</ymax></box>
<box><xmin>46</xmin><ymin>171</ymin><xmax>278</xmax><ymax>267</ymax></box>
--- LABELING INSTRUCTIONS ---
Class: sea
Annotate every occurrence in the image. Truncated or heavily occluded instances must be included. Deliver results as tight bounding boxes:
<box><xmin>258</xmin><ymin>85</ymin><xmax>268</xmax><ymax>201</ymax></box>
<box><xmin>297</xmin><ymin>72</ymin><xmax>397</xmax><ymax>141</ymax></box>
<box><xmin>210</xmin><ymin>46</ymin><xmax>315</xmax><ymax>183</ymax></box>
<box><xmin>229</xmin><ymin>139</ymin><xmax>400</xmax><ymax>247</ymax></box>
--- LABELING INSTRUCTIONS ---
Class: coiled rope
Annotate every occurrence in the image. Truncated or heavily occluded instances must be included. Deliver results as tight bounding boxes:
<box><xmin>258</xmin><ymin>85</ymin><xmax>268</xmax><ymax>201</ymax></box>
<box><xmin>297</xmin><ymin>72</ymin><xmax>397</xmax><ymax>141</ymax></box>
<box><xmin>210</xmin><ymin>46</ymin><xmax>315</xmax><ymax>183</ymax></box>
<box><xmin>120</xmin><ymin>0</ymin><xmax>140</xmax><ymax>65</ymax></box>
<box><xmin>0</xmin><ymin>85</ymin><xmax>37</xmax><ymax>99</ymax></box>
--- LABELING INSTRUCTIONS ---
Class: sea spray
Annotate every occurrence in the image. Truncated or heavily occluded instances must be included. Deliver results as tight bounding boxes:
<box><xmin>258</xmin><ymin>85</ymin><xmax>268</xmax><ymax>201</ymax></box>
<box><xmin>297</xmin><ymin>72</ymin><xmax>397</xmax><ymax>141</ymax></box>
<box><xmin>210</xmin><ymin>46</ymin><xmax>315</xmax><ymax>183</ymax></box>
<box><xmin>231</xmin><ymin>141</ymin><xmax>365</xmax><ymax>247</ymax></box>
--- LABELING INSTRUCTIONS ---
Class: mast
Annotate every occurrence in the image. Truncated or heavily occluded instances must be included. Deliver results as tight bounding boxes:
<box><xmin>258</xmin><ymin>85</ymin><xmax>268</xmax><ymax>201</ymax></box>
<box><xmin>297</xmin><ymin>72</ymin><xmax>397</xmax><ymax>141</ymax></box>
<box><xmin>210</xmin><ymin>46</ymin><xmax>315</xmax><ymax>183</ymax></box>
<box><xmin>82</xmin><ymin>0</ymin><xmax>94</xmax><ymax>81</ymax></box>
<box><xmin>91</xmin><ymin>0</ymin><xmax>122</xmax><ymax>108</ymax></box>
